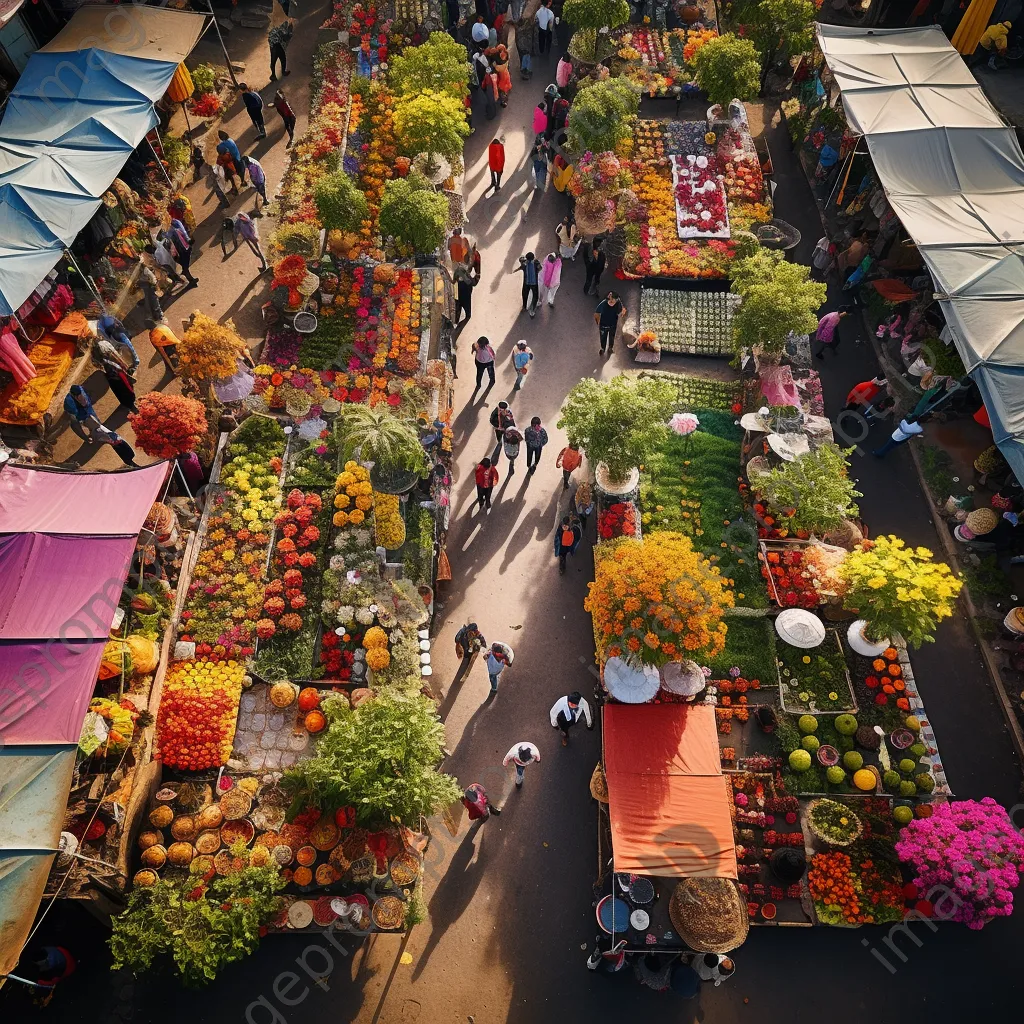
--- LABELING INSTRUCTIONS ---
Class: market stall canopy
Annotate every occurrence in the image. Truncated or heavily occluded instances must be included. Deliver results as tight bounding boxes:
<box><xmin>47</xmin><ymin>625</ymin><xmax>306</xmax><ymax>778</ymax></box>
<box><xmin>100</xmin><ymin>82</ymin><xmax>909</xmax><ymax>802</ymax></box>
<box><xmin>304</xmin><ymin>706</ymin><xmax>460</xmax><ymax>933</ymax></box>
<box><xmin>816</xmin><ymin>24</ymin><xmax>1024</xmax><ymax>483</ymax></box>
<box><xmin>0</xmin><ymin>462</ymin><xmax>170</xmax><ymax>986</ymax></box>
<box><xmin>0</xmin><ymin>5</ymin><xmax>209</xmax><ymax>316</ymax></box>
<box><xmin>603</xmin><ymin>704</ymin><xmax>737</xmax><ymax>879</ymax></box>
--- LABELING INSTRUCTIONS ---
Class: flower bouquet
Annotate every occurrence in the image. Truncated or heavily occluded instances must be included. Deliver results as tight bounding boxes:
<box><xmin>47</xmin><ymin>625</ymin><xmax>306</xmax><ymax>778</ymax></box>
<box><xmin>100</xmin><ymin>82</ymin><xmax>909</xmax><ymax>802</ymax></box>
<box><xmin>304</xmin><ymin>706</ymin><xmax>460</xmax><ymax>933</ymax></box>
<box><xmin>597</xmin><ymin>501</ymin><xmax>639</xmax><ymax>541</ymax></box>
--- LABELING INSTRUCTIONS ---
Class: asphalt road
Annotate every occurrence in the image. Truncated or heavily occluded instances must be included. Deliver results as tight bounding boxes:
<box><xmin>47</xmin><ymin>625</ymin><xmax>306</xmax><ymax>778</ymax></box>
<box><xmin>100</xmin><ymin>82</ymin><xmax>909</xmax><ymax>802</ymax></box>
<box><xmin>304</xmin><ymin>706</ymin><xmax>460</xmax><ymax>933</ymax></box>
<box><xmin>11</xmin><ymin>19</ymin><xmax>1024</xmax><ymax>1024</ymax></box>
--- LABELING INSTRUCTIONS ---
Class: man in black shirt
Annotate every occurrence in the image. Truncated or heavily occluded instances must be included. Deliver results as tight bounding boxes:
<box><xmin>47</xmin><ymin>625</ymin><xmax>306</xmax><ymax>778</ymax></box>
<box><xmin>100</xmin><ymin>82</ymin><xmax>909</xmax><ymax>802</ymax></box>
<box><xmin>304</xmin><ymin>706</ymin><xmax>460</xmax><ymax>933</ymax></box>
<box><xmin>594</xmin><ymin>292</ymin><xmax>626</xmax><ymax>355</ymax></box>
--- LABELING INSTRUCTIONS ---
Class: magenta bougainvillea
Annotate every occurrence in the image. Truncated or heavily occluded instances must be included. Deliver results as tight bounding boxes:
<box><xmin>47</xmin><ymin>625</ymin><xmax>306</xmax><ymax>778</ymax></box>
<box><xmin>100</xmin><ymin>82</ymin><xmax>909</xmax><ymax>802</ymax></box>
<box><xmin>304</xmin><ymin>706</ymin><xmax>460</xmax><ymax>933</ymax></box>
<box><xmin>894</xmin><ymin>798</ymin><xmax>1024</xmax><ymax>930</ymax></box>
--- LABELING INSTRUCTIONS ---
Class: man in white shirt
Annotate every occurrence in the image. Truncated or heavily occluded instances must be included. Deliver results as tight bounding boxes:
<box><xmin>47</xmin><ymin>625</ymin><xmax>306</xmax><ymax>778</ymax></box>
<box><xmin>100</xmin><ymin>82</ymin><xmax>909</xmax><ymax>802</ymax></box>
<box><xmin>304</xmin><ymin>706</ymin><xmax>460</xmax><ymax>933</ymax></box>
<box><xmin>872</xmin><ymin>417</ymin><xmax>923</xmax><ymax>458</ymax></box>
<box><xmin>471</xmin><ymin>14</ymin><xmax>489</xmax><ymax>45</ymax></box>
<box><xmin>535</xmin><ymin>0</ymin><xmax>555</xmax><ymax>54</ymax></box>
<box><xmin>503</xmin><ymin>742</ymin><xmax>541</xmax><ymax>787</ymax></box>
<box><xmin>549</xmin><ymin>691</ymin><xmax>593</xmax><ymax>746</ymax></box>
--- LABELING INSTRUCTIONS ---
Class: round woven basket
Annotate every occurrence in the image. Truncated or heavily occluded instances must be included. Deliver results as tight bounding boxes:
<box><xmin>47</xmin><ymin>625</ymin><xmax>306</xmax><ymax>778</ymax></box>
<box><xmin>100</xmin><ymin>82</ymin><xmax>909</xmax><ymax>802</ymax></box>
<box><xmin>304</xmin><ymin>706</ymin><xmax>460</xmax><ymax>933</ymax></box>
<box><xmin>589</xmin><ymin>763</ymin><xmax>609</xmax><ymax>803</ymax></box>
<box><xmin>668</xmin><ymin>878</ymin><xmax>749</xmax><ymax>953</ymax></box>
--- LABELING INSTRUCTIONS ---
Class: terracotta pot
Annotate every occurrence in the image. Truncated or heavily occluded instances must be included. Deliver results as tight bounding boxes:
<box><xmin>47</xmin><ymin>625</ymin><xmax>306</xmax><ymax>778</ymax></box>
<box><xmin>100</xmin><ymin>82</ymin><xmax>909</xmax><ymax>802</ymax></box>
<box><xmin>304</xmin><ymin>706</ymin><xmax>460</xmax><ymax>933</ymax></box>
<box><xmin>680</xmin><ymin>4</ymin><xmax>701</xmax><ymax>23</ymax></box>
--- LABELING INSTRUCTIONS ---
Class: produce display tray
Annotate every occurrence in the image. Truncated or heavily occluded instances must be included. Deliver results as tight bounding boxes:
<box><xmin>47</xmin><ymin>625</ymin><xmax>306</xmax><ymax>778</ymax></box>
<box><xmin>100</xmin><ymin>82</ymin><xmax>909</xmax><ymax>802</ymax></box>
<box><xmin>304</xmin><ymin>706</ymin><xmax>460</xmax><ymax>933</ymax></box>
<box><xmin>640</xmin><ymin>287</ymin><xmax>739</xmax><ymax>356</ymax></box>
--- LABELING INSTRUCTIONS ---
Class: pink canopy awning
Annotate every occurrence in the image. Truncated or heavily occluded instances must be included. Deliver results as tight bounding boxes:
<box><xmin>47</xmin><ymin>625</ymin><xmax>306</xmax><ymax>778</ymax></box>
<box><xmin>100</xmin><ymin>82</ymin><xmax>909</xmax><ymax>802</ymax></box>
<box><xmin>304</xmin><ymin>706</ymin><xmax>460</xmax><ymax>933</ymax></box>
<box><xmin>0</xmin><ymin>533</ymin><xmax>136</xmax><ymax>639</ymax></box>
<box><xmin>0</xmin><ymin>641</ymin><xmax>106</xmax><ymax>744</ymax></box>
<box><xmin>0</xmin><ymin>462</ymin><xmax>170</xmax><ymax>535</ymax></box>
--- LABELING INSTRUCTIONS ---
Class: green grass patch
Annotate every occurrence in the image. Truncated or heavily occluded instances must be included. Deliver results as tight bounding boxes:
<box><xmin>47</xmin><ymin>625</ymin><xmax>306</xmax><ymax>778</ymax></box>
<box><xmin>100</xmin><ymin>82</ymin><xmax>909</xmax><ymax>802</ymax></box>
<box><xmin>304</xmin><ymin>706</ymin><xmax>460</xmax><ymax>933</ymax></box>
<box><xmin>918</xmin><ymin>444</ymin><xmax>956</xmax><ymax>502</ymax></box>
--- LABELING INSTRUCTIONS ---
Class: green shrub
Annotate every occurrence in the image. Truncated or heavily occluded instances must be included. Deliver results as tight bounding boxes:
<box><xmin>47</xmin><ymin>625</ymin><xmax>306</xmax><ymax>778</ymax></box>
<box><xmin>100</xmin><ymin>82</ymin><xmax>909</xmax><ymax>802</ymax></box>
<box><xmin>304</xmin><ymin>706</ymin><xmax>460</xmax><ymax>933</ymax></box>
<box><xmin>801</xmin><ymin>735</ymin><xmax>820</xmax><ymax>753</ymax></box>
<box><xmin>882</xmin><ymin>770</ymin><xmax>901</xmax><ymax>792</ymax></box>
<box><xmin>825</xmin><ymin>766</ymin><xmax>846</xmax><ymax>785</ymax></box>
<box><xmin>834</xmin><ymin>714</ymin><xmax>858</xmax><ymax>736</ymax></box>
<box><xmin>899</xmin><ymin>780</ymin><xmax>917</xmax><ymax>797</ymax></box>
<box><xmin>797</xmin><ymin>714</ymin><xmax>818</xmax><ymax>735</ymax></box>
<box><xmin>915</xmin><ymin>773</ymin><xmax>935</xmax><ymax>793</ymax></box>
<box><xmin>899</xmin><ymin>758</ymin><xmax>917</xmax><ymax>774</ymax></box>
<box><xmin>909</xmin><ymin>742</ymin><xmax>927</xmax><ymax>759</ymax></box>
<box><xmin>842</xmin><ymin>751</ymin><xmax>863</xmax><ymax>771</ymax></box>
<box><xmin>788</xmin><ymin>748</ymin><xmax>812</xmax><ymax>772</ymax></box>
<box><xmin>893</xmin><ymin>805</ymin><xmax>913</xmax><ymax>826</ymax></box>
<box><xmin>837</xmin><ymin>735</ymin><xmax>854</xmax><ymax>752</ymax></box>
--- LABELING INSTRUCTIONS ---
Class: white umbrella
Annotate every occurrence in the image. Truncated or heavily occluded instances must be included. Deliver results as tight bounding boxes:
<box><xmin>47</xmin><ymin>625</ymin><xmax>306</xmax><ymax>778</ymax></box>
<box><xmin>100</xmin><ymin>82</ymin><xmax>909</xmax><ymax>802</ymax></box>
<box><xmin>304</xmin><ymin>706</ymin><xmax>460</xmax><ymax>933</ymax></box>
<box><xmin>774</xmin><ymin>608</ymin><xmax>826</xmax><ymax>648</ymax></box>
<box><xmin>604</xmin><ymin>656</ymin><xmax>661</xmax><ymax>704</ymax></box>
<box><xmin>660</xmin><ymin>660</ymin><xmax>706</xmax><ymax>697</ymax></box>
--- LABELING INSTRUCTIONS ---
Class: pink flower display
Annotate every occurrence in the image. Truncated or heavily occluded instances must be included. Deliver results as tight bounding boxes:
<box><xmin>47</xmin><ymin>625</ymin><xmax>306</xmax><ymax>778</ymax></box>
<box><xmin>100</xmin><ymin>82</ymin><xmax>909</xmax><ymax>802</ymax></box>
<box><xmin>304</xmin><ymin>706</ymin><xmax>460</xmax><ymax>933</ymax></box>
<box><xmin>894</xmin><ymin>798</ymin><xmax>1024</xmax><ymax>929</ymax></box>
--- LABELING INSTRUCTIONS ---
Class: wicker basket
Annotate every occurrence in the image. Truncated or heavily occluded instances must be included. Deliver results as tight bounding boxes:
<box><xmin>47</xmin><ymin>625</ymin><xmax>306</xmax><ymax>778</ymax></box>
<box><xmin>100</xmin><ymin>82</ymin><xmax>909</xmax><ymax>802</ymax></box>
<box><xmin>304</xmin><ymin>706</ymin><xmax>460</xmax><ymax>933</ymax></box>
<box><xmin>668</xmin><ymin>878</ymin><xmax>749</xmax><ymax>953</ymax></box>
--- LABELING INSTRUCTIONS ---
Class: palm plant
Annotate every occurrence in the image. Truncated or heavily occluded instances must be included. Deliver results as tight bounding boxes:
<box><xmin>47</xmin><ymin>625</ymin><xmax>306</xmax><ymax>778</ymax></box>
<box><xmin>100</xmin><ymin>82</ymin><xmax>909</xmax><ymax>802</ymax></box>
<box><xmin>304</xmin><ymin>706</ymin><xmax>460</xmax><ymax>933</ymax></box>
<box><xmin>337</xmin><ymin>406</ymin><xmax>429</xmax><ymax>480</ymax></box>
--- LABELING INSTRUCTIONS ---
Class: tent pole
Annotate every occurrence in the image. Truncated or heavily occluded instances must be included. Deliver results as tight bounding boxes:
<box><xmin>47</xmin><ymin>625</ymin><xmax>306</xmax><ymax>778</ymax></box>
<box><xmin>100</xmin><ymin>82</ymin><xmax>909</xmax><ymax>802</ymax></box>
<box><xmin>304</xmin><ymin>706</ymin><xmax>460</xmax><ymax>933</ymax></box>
<box><xmin>64</xmin><ymin>250</ymin><xmax>107</xmax><ymax>314</ymax></box>
<box><xmin>827</xmin><ymin>143</ymin><xmax>859</xmax><ymax>211</ymax></box>
<box><xmin>181</xmin><ymin>100</ymin><xmax>194</xmax><ymax>141</ymax></box>
<box><xmin>204</xmin><ymin>2</ymin><xmax>240</xmax><ymax>88</ymax></box>
<box><xmin>147</xmin><ymin>134</ymin><xmax>174</xmax><ymax>188</ymax></box>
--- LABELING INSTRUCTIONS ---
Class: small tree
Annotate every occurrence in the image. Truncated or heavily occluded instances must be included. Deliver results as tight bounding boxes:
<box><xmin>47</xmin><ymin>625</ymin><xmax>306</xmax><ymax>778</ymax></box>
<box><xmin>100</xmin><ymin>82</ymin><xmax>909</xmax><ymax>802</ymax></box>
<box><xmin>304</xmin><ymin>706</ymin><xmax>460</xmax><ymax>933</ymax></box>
<box><xmin>732</xmin><ymin>0</ymin><xmax>815</xmax><ymax>89</ymax></box>
<box><xmin>557</xmin><ymin>374</ymin><xmax>676</xmax><ymax>483</ymax></box>
<box><xmin>565</xmin><ymin>77</ymin><xmax>640</xmax><ymax>158</ymax></box>
<box><xmin>314</xmin><ymin>171</ymin><xmax>369</xmax><ymax>233</ymax></box>
<box><xmin>378</xmin><ymin>173</ymin><xmax>449</xmax><ymax>254</ymax></box>
<box><xmin>586</xmin><ymin>531</ymin><xmax>734</xmax><ymax>666</ymax></box>
<box><xmin>730</xmin><ymin>250</ymin><xmax>826</xmax><ymax>357</ymax></box>
<box><xmin>692</xmin><ymin>34</ymin><xmax>762</xmax><ymax>107</ymax></box>
<box><xmin>388</xmin><ymin>31</ymin><xmax>470</xmax><ymax>97</ymax></box>
<box><xmin>393</xmin><ymin>89</ymin><xmax>470</xmax><ymax>171</ymax></box>
<box><xmin>337</xmin><ymin>404</ymin><xmax>430</xmax><ymax>477</ymax></box>
<box><xmin>564</xmin><ymin>0</ymin><xmax>630</xmax><ymax>59</ymax></box>
<box><xmin>755</xmin><ymin>443</ymin><xmax>862</xmax><ymax>536</ymax></box>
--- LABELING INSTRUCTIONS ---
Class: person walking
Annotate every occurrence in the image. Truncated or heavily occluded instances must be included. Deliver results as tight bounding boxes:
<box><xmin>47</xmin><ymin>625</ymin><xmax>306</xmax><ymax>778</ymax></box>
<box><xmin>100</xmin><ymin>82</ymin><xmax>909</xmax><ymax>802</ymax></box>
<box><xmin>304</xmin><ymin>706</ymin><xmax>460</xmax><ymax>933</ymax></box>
<box><xmin>224</xmin><ymin>212</ymin><xmax>270</xmax><ymax>272</ymax></box>
<box><xmin>472</xmin><ymin>335</ymin><xmax>496</xmax><ymax>388</ymax></box>
<box><xmin>98</xmin><ymin>351</ymin><xmax>138</xmax><ymax>414</ymax></box>
<box><xmin>138</xmin><ymin>261</ymin><xmax>163</xmax><ymax>322</ymax></box>
<box><xmin>274</xmin><ymin>90</ymin><xmax>297</xmax><ymax>144</ymax></box>
<box><xmin>556</xmin><ymin>53</ymin><xmax>573</xmax><ymax>91</ymax></box>
<box><xmin>190</xmin><ymin>143</ymin><xmax>205</xmax><ymax>183</ymax></box>
<box><xmin>455</xmin><ymin>622</ymin><xmax>487</xmax><ymax>677</ymax></box>
<box><xmin>203</xmin><ymin>161</ymin><xmax>231</xmax><ymax>208</ymax></box>
<box><xmin>536</xmin><ymin>0</ymin><xmax>555</xmax><ymax>54</ymax></box>
<box><xmin>554</xmin><ymin>513</ymin><xmax>582</xmax><ymax>574</ymax></box>
<box><xmin>556</xmin><ymin>441</ymin><xmax>582</xmax><ymax>489</ymax></box>
<box><xmin>268</xmin><ymin>19</ymin><xmax>294</xmax><ymax>80</ymax></box>
<box><xmin>517</xmin><ymin>252</ymin><xmax>541</xmax><ymax>315</ymax></box>
<box><xmin>493</xmin><ymin>45</ymin><xmax>512</xmax><ymax>105</ymax></box>
<box><xmin>149</xmin><ymin>239</ymin><xmax>183</xmax><ymax>289</ymax></box>
<box><xmin>95</xmin><ymin>426</ymin><xmax>139</xmax><ymax>467</ymax></box>
<box><xmin>595</xmin><ymin>291</ymin><xmax>626</xmax><ymax>355</ymax></box>
<box><xmin>556</xmin><ymin>215</ymin><xmax>581</xmax><ymax>260</ymax></box>
<box><xmin>216</xmin><ymin>130</ymin><xmax>243</xmax><ymax>194</ymax></box>
<box><xmin>166</xmin><ymin>217</ymin><xmax>200</xmax><ymax>288</ymax></box>
<box><xmin>63</xmin><ymin>384</ymin><xmax>101</xmax><ymax>441</ymax></box>
<box><xmin>488</xmin><ymin>136</ymin><xmax>505</xmax><ymax>191</ymax></box>
<box><xmin>471</xmin><ymin>13</ymin><xmax>489</xmax><ymax>45</ymax></box>
<box><xmin>454</xmin><ymin>261</ymin><xmax>477</xmax><ymax>324</ymax></box>
<box><xmin>468</xmin><ymin>243</ymin><xmax>481</xmax><ymax>279</ymax></box>
<box><xmin>515</xmin><ymin>0</ymin><xmax>539</xmax><ymax>78</ymax></box>
<box><xmin>524</xmin><ymin>416</ymin><xmax>548</xmax><ymax>473</ymax></box>
<box><xmin>583</xmin><ymin>240</ymin><xmax>606</xmax><ymax>295</ymax></box>
<box><xmin>843</xmin><ymin>377</ymin><xmax>888</xmax><ymax>418</ymax></box>
<box><xmin>239</xmin><ymin>83</ymin><xmax>267</xmax><ymax>138</ymax></box>
<box><xmin>475</xmin><ymin>456</ymin><xmax>499</xmax><ymax>509</ymax></box>
<box><xmin>531</xmin><ymin>139</ymin><xmax>549</xmax><ymax>191</ymax></box>
<box><xmin>812</xmin><ymin>306</ymin><xmax>851</xmax><ymax>358</ymax></box>
<box><xmin>462</xmin><ymin>783</ymin><xmax>501</xmax><ymax>822</ymax></box>
<box><xmin>448</xmin><ymin>226</ymin><xmax>470</xmax><ymax>266</ymax></box>
<box><xmin>511</xmin><ymin>341</ymin><xmax>534</xmax><ymax>390</ymax></box>
<box><xmin>574</xmin><ymin>480</ymin><xmax>594</xmax><ymax>530</ymax></box>
<box><xmin>96</xmin><ymin>313</ymin><xmax>139</xmax><ymax>373</ymax></box>
<box><xmin>485</xmin><ymin>641</ymin><xmax>514</xmax><ymax>692</ymax></box>
<box><xmin>549</xmin><ymin>690</ymin><xmax>593</xmax><ymax>745</ymax></box>
<box><xmin>490</xmin><ymin>401</ymin><xmax>516</xmax><ymax>444</ymax></box>
<box><xmin>539</xmin><ymin>252</ymin><xmax>561</xmax><ymax>306</ymax></box>
<box><xmin>503</xmin><ymin>742</ymin><xmax>541</xmax><ymax>787</ymax></box>
<box><xmin>481</xmin><ymin>64</ymin><xmax>499</xmax><ymax>120</ymax></box>
<box><xmin>242</xmin><ymin>156</ymin><xmax>269</xmax><ymax>209</ymax></box>
<box><xmin>872</xmin><ymin>417</ymin><xmax>924</xmax><ymax>458</ymax></box>
<box><xmin>503</xmin><ymin>423</ymin><xmax>524</xmax><ymax>475</ymax></box>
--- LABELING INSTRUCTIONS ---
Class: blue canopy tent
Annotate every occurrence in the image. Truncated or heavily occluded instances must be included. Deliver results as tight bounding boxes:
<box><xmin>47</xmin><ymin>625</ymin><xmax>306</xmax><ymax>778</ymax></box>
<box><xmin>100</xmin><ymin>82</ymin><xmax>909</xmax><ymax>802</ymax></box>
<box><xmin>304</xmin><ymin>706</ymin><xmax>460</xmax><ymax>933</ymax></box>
<box><xmin>0</xmin><ymin>5</ymin><xmax>209</xmax><ymax>316</ymax></box>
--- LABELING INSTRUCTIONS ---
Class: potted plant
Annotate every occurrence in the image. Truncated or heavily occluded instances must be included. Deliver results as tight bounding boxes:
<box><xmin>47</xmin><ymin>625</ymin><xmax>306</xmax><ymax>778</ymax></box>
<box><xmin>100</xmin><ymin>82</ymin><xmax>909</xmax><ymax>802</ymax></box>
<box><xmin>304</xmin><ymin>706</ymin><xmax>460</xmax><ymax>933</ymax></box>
<box><xmin>692</xmin><ymin>34</ymin><xmax>762</xmax><ymax>107</ymax></box>
<box><xmin>337</xmin><ymin>405</ymin><xmax>429</xmax><ymax>493</ymax></box>
<box><xmin>837</xmin><ymin>535</ymin><xmax>962</xmax><ymax>652</ymax></box>
<box><xmin>557</xmin><ymin>374</ymin><xmax>675</xmax><ymax>493</ymax></box>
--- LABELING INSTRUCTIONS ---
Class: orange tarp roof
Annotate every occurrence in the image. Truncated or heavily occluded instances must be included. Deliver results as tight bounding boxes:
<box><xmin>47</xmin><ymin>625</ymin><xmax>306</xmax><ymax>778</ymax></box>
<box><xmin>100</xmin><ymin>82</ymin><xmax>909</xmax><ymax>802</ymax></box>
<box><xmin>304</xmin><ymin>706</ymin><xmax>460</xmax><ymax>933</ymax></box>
<box><xmin>604</xmin><ymin>703</ymin><xmax>738</xmax><ymax>880</ymax></box>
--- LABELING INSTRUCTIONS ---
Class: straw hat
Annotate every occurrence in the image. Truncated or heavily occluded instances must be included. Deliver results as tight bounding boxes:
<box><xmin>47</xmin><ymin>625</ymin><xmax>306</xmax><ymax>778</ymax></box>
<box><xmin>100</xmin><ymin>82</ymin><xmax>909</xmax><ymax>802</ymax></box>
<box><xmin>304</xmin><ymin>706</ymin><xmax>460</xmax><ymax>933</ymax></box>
<box><xmin>965</xmin><ymin>507</ymin><xmax>999</xmax><ymax>536</ymax></box>
<box><xmin>669</xmin><ymin>878</ymin><xmax>749</xmax><ymax>953</ymax></box>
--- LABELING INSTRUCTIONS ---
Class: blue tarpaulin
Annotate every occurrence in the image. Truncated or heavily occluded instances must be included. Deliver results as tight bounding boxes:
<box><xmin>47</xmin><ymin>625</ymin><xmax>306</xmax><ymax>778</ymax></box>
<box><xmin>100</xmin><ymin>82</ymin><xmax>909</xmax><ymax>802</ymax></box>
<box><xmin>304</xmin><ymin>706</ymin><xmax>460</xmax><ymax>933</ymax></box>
<box><xmin>0</xmin><ymin>5</ymin><xmax>208</xmax><ymax>316</ymax></box>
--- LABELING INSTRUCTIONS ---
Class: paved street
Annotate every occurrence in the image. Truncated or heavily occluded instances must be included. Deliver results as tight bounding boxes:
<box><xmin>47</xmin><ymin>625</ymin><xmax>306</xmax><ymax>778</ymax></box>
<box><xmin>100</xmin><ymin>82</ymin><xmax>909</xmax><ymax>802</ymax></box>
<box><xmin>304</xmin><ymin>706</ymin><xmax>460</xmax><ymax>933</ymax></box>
<box><xmin>12</xmin><ymin>13</ymin><xmax>1024</xmax><ymax>1023</ymax></box>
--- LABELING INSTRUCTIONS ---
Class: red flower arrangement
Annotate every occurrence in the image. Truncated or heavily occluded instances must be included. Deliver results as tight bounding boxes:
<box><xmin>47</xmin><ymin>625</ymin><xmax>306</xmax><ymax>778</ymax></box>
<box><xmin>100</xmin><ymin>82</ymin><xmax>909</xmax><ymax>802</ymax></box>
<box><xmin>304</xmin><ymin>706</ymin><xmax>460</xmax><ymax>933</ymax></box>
<box><xmin>760</xmin><ymin>546</ymin><xmax>820</xmax><ymax>608</ymax></box>
<box><xmin>261</xmin><ymin>490</ymin><xmax>324</xmax><ymax>634</ymax></box>
<box><xmin>129</xmin><ymin>393</ymin><xmax>207</xmax><ymax>459</ymax></box>
<box><xmin>597</xmin><ymin>501</ymin><xmax>638</xmax><ymax>540</ymax></box>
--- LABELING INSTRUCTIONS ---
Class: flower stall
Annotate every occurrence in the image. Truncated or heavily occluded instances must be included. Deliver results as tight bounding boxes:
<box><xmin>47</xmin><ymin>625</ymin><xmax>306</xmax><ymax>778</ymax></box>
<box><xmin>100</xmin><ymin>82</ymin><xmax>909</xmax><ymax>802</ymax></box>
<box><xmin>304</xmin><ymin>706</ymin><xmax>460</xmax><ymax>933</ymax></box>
<box><xmin>639</xmin><ymin>287</ymin><xmax>739</xmax><ymax>355</ymax></box>
<box><xmin>610</xmin><ymin>25</ymin><xmax>719</xmax><ymax>98</ymax></box>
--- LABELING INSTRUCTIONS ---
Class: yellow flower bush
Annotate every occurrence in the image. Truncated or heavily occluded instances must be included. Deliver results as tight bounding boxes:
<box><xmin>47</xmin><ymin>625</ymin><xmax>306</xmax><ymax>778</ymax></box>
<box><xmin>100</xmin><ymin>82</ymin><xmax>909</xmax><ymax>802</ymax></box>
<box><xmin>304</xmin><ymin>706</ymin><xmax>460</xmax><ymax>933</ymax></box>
<box><xmin>179</xmin><ymin>313</ymin><xmax>247</xmax><ymax>381</ymax></box>
<box><xmin>585</xmin><ymin>531</ymin><xmax>734</xmax><ymax>667</ymax></box>
<box><xmin>373</xmin><ymin>491</ymin><xmax>406</xmax><ymax>550</ymax></box>
<box><xmin>838</xmin><ymin>535</ymin><xmax>962</xmax><ymax>648</ymax></box>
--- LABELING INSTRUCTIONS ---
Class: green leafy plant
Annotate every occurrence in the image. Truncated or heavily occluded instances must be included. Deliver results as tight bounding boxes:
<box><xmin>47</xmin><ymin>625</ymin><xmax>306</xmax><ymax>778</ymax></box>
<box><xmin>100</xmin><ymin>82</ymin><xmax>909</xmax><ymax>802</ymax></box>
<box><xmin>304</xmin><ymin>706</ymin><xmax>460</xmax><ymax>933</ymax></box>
<box><xmin>315</xmin><ymin>171</ymin><xmax>370</xmax><ymax>234</ymax></box>
<box><xmin>778</xmin><ymin>634</ymin><xmax>854</xmax><ymax>712</ymax></box>
<box><xmin>110</xmin><ymin>863</ymin><xmax>284</xmax><ymax>986</ymax></box>
<box><xmin>730</xmin><ymin>249</ymin><xmax>826</xmax><ymax>357</ymax></box>
<box><xmin>754</xmin><ymin>442</ymin><xmax>861</xmax><ymax>536</ymax></box>
<box><xmin>565</xmin><ymin>77</ymin><xmax>640</xmax><ymax>158</ymax></box>
<box><xmin>269</xmin><ymin>221</ymin><xmax>322</xmax><ymax>257</ymax></box>
<box><xmin>557</xmin><ymin>374</ymin><xmax>675</xmax><ymax>482</ymax></box>
<box><xmin>161</xmin><ymin>134</ymin><xmax>191</xmax><ymax>177</ymax></box>
<box><xmin>808</xmin><ymin>798</ymin><xmax>863</xmax><ymax>846</ymax></box>
<box><xmin>379</xmin><ymin>173</ymin><xmax>449</xmax><ymax>254</ymax></box>
<box><xmin>393</xmin><ymin>90</ymin><xmax>470</xmax><ymax>167</ymax></box>
<box><xmin>337</xmin><ymin>405</ymin><xmax>429</xmax><ymax>477</ymax></box>
<box><xmin>282</xmin><ymin>691</ymin><xmax>462</xmax><ymax>827</ymax></box>
<box><xmin>730</xmin><ymin>0</ymin><xmax>815</xmax><ymax>87</ymax></box>
<box><xmin>692</xmin><ymin>34</ymin><xmax>762</xmax><ymax>107</ymax></box>
<box><xmin>564</xmin><ymin>0</ymin><xmax>630</xmax><ymax>58</ymax></box>
<box><xmin>189</xmin><ymin>62</ymin><xmax>219</xmax><ymax>95</ymax></box>
<box><xmin>388</xmin><ymin>32</ymin><xmax>470</xmax><ymax>97</ymax></box>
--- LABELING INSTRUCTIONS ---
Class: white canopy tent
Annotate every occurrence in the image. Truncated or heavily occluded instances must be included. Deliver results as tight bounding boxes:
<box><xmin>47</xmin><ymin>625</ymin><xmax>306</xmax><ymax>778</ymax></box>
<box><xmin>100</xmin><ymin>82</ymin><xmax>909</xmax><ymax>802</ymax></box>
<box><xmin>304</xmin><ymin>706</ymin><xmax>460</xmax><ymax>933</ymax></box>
<box><xmin>816</xmin><ymin>25</ymin><xmax>1024</xmax><ymax>477</ymax></box>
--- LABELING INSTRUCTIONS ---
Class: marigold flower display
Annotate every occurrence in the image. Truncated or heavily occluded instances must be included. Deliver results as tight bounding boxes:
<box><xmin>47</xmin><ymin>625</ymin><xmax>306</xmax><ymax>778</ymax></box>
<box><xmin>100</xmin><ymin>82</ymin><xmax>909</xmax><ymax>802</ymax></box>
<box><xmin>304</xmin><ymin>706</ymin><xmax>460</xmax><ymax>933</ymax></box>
<box><xmin>585</xmin><ymin>531</ymin><xmax>733</xmax><ymax>667</ymax></box>
<box><xmin>179</xmin><ymin>313</ymin><xmax>248</xmax><ymax>382</ymax></box>
<box><xmin>128</xmin><ymin>393</ymin><xmax>208</xmax><ymax>459</ymax></box>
